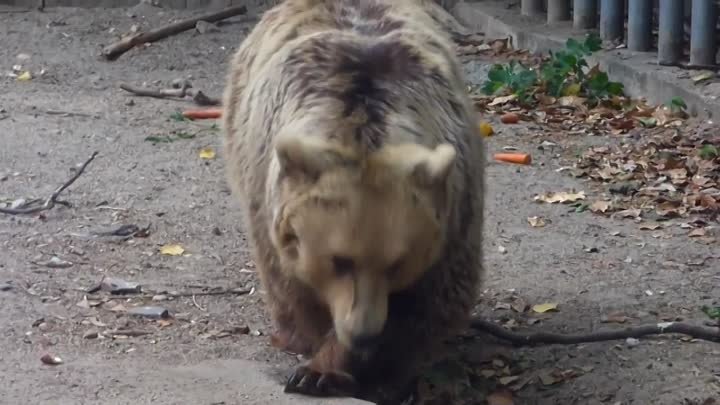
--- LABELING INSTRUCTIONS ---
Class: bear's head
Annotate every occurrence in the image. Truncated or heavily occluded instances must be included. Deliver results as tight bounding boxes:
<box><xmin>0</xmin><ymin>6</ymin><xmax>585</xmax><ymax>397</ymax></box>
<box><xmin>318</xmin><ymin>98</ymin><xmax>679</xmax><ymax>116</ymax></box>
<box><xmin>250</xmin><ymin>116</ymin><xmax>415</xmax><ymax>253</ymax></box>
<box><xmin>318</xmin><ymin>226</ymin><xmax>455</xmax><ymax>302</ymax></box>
<box><xmin>269</xmin><ymin>126</ymin><xmax>457</xmax><ymax>351</ymax></box>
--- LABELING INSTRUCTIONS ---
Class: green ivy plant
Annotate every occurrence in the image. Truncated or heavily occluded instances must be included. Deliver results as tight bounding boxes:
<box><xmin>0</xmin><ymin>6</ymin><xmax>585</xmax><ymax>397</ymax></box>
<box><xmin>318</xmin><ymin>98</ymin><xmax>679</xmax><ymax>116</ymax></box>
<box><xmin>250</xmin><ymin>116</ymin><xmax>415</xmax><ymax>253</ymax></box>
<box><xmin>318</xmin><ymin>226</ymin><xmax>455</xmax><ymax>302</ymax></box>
<box><xmin>482</xmin><ymin>60</ymin><xmax>537</xmax><ymax>104</ymax></box>
<box><xmin>482</xmin><ymin>33</ymin><xmax>624</xmax><ymax>106</ymax></box>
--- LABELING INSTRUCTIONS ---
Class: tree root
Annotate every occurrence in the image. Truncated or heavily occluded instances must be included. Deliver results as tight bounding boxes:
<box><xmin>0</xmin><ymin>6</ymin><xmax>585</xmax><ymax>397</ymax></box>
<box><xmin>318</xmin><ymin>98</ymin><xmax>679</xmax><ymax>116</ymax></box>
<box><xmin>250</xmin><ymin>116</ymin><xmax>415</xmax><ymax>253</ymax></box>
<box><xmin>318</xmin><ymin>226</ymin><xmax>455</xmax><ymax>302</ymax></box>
<box><xmin>470</xmin><ymin>318</ymin><xmax>720</xmax><ymax>346</ymax></box>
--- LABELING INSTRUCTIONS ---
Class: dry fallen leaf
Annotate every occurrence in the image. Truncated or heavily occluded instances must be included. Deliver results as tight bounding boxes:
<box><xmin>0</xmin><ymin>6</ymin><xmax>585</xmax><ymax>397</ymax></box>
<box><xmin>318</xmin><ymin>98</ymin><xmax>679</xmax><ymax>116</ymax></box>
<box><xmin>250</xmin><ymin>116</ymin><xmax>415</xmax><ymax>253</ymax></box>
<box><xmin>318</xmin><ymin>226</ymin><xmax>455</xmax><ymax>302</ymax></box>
<box><xmin>688</xmin><ymin>228</ymin><xmax>706</xmax><ymax>237</ymax></box>
<box><xmin>157</xmin><ymin>319</ymin><xmax>174</xmax><ymax>327</ymax></box>
<box><xmin>601</xmin><ymin>312</ymin><xmax>630</xmax><ymax>324</ymax></box>
<box><xmin>590</xmin><ymin>200</ymin><xmax>612</xmax><ymax>213</ymax></box>
<box><xmin>656</xmin><ymin>201</ymin><xmax>686</xmax><ymax>218</ymax></box>
<box><xmin>498</xmin><ymin>376</ymin><xmax>520</xmax><ymax>386</ymax></box>
<box><xmin>537</xmin><ymin>370</ymin><xmax>561</xmax><ymax>386</ymax></box>
<box><xmin>510</xmin><ymin>297</ymin><xmax>528</xmax><ymax>313</ymax></box>
<box><xmin>615</xmin><ymin>208</ymin><xmax>641</xmax><ymax>219</ymax></box>
<box><xmin>639</xmin><ymin>222</ymin><xmax>663</xmax><ymax>231</ymax></box>
<box><xmin>487</xmin><ymin>389</ymin><xmax>514</xmax><ymax>405</ymax></box>
<box><xmin>478</xmin><ymin>121</ymin><xmax>494</xmax><ymax>137</ymax></box>
<box><xmin>534</xmin><ymin>191</ymin><xmax>586</xmax><ymax>204</ymax></box>
<box><xmin>17</xmin><ymin>71</ymin><xmax>32</xmax><ymax>81</ymax></box>
<box><xmin>160</xmin><ymin>244</ymin><xmax>185</xmax><ymax>256</ymax></box>
<box><xmin>199</xmin><ymin>147</ymin><xmax>216</xmax><ymax>160</ymax></box>
<box><xmin>488</xmin><ymin>94</ymin><xmax>517</xmax><ymax>106</ymax></box>
<box><xmin>527</xmin><ymin>216</ymin><xmax>547</xmax><ymax>227</ymax></box>
<box><xmin>692</xmin><ymin>71</ymin><xmax>715</xmax><ymax>83</ymax></box>
<box><xmin>563</xmin><ymin>83</ymin><xmax>581</xmax><ymax>96</ymax></box>
<box><xmin>532</xmin><ymin>302</ymin><xmax>558</xmax><ymax>313</ymax></box>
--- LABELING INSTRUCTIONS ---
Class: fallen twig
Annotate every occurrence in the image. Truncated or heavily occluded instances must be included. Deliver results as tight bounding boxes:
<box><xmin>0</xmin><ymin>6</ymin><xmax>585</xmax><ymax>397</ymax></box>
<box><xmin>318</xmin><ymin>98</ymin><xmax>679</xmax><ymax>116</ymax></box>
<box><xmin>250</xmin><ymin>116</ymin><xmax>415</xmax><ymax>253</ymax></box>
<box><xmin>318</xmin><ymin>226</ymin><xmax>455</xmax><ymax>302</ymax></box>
<box><xmin>120</xmin><ymin>83</ymin><xmax>220</xmax><ymax>106</ymax></box>
<box><xmin>45</xmin><ymin>109</ymin><xmax>99</xmax><ymax>118</ymax></box>
<box><xmin>102</xmin><ymin>5</ymin><xmax>248</xmax><ymax>61</ymax></box>
<box><xmin>88</xmin><ymin>287</ymin><xmax>252</xmax><ymax>299</ymax></box>
<box><xmin>110</xmin><ymin>329</ymin><xmax>151</xmax><ymax>337</ymax></box>
<box><xmin>0</xmin><ymin>151</ymin><xmax>99</xmax><ymax>215</ymax></box>
<box><xmin>470</xmin><ymin>318</ymin><xmax>720</xmax><ymax>346</ymax></box>
<box><xmin>120</xmin><ymin>83</ymin><xmax>187</xmax><ymax>99</ymax></box>
<box><xmin>192</xmin><ymin>294</ymin><xmax>207</xmax><ymax>311</ymax></box>
<box><xmin>170</xmin><ymin>288</ymin><xmax>253</xmax><ymax>298</ymax></box>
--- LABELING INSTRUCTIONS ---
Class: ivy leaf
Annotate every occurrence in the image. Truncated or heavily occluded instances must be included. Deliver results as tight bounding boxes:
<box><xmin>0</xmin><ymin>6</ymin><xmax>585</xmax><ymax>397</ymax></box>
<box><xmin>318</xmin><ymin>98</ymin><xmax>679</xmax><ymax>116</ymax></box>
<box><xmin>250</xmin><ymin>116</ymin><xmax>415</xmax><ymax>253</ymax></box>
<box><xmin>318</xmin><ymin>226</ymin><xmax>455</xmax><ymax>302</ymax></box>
<box><xmin>583</xmin><ymin>32</ymin><xmax>602</xmax><ymax>52</ymax></box>
<box><xmin>606</xmin><ymin>81</ymin><xmax>625</xmax><ymax>96</ymax></box>
<box><xmin>701</xmin><ymin>305</ymin><xmax>720</xmax><ymax>320</ymax></box>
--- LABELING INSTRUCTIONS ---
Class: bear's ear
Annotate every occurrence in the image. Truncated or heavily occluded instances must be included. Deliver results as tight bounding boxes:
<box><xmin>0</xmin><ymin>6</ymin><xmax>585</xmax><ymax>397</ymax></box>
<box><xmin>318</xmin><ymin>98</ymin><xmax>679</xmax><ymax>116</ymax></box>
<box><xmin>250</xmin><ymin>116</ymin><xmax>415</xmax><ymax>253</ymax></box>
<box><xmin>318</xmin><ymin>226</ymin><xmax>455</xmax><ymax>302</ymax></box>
<box><xmin>275</xmin><ymin>134</ymin><xmax>355</xmax><ymax>179</ymax></box>
<box><xmin>406</xmin><ymin>143</ymin><xmax>457</xmax><ymax>188</ymax></box>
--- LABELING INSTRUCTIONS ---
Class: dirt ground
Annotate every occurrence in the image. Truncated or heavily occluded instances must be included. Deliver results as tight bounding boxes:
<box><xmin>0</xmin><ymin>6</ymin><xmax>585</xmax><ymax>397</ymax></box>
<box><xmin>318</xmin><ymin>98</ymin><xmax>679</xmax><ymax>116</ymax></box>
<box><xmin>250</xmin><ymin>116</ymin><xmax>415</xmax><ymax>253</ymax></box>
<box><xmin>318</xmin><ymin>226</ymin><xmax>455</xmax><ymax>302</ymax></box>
<box><xmin>0</xmin><ymin>4</ymin><xmax>718</xmax><ymax>405</ymax></box>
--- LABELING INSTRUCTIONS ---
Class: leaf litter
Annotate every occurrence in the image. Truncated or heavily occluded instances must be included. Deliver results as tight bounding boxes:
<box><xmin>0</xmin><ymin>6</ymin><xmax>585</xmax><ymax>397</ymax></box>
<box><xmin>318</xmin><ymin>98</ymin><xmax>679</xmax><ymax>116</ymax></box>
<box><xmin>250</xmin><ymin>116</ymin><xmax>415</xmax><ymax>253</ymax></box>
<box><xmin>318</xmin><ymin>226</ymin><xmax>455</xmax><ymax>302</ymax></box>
<box><xmin>467</xmin><ymin>33</ymin><xmax>717</xmax><ymax>240</ymax></box>
<box><xmin>572</xmin><ymin>123</ymin><xmax>720</xmax><ymax>235</ymax></box>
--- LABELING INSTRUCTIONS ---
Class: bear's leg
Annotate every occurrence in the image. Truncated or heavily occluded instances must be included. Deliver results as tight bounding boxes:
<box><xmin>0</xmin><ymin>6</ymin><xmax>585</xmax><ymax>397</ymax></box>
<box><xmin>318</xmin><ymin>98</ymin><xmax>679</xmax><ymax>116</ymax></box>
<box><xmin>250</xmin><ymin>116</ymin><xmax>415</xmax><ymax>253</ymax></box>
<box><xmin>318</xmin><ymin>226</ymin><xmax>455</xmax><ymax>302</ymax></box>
<box><xmin>284</xmin><ymin>331</ymin><xmax>360</xmax><ymax>397</ymax></box>
<box><xmin>263</xmin><ymin>273</ymin><xmax>332</xmax><ymax>356</ymax></box>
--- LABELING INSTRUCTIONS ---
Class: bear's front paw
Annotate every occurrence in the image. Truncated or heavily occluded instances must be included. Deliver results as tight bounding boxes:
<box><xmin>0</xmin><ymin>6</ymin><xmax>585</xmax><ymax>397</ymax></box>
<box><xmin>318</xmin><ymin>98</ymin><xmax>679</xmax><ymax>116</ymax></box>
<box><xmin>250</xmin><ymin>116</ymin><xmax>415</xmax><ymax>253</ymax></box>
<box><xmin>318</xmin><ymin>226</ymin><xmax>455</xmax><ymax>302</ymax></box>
<box><xmin>284</xmin><ymin>363</ymin><xmax>357</xmax><ymax>397</ymax></box>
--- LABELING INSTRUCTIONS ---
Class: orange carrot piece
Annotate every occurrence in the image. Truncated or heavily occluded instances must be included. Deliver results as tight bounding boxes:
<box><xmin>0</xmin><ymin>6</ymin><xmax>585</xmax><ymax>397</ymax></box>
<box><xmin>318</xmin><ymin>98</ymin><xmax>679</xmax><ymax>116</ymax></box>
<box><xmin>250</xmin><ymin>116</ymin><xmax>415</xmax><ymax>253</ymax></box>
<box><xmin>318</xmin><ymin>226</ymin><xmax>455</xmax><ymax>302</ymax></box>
<box><xmin>494</xmin><ymin>152</ymin><xmax>531</xmax><ymax>165</ymax></box>
<box><xmin>182</xmin><ymin>108</ymin><xmax>222</xmax><ymax>120</ymax></box>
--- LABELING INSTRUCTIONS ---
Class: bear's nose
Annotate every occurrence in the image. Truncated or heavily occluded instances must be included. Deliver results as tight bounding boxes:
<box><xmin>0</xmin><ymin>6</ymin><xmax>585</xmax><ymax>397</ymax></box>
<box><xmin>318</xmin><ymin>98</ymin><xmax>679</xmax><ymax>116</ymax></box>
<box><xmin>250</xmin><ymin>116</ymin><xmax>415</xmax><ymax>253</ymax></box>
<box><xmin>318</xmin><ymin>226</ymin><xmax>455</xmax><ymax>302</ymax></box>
<box><xmin>350</xmin><ymin>333</ymin><xmax>381</xmax><ymax>349</ymax></box>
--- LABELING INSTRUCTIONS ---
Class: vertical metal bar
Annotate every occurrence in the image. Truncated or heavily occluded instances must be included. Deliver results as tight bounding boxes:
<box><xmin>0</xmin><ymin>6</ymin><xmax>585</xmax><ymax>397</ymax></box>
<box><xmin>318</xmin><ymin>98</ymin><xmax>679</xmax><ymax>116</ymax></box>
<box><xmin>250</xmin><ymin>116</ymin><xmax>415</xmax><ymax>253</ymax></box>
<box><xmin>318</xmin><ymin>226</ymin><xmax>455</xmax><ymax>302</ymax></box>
<box><xmin>574</xmin><ymin>0</ymin><xmax>598</xmax><ymax>29</ymax></box>
<box><xmin>690</xmin><ymin>0</ymin><xmax>717</xmax><ymax>66</ymax></box>
<box><xmin>657</xmin><ymin>0</ymin><xmax>684</xmax><ymax>65</ymax></box>
<box><xmin>547</xmin><ymin>0</ymin><xmax>571</xmax><ymax>23</ymax></box>
<box><xmin>600</xmin><ymin>0</ymin><xmax>624</xmax><ymax>42</ymax></box>
<box><xmin>521</xmin><ymin>0</ymin><xmax>544</xmax><ymax>16</ymax></box>
<box><xmin>627</xmin><ymin>0</ymin><xmax>652</xmax><ymax>51</ymax></box>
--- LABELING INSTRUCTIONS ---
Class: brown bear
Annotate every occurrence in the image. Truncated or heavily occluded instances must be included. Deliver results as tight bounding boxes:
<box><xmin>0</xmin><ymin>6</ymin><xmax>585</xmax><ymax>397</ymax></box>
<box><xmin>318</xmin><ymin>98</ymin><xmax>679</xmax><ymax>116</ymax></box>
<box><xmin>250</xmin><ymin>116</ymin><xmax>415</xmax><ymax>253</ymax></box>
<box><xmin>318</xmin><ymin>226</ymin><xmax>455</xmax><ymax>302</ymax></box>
<box><xmin>221</xmin><ymin>0</ymin><xmax>485</xmax><ymax>401</ymax></box>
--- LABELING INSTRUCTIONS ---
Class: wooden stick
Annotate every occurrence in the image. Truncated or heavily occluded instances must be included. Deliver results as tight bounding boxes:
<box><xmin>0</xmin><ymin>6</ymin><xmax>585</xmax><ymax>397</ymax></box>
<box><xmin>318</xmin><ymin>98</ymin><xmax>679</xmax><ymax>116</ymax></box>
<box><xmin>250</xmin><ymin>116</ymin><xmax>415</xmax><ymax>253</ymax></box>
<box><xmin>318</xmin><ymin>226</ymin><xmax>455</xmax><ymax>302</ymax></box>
<box><xmin>119</xmin><ymin>83</ymin><xmax>187</xmax><ymax>99</ymax></box>
<box><xmin>470</xmin><ymin>318</ymin><xmax>720</xmax><ymax>346</ymax></box>
<box><xmin>119</xmin><ymin>83</ymin><xmax>221</xmax><ymax>106</ymax></box>
<box><xmin>102</xmin><ymin>5</ymin><xmax>248</xmax><ymax>61</ymax></box>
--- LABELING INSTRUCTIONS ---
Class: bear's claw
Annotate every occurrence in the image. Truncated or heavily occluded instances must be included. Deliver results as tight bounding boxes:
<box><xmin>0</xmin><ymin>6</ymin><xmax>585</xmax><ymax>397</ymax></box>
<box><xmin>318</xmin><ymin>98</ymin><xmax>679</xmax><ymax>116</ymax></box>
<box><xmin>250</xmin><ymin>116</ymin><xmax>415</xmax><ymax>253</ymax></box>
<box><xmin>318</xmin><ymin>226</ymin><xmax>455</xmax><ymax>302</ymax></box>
<box><xmin>284</xmin><ymin>364</ymin><xmax>357</xmax><ymax>397</ymax></box>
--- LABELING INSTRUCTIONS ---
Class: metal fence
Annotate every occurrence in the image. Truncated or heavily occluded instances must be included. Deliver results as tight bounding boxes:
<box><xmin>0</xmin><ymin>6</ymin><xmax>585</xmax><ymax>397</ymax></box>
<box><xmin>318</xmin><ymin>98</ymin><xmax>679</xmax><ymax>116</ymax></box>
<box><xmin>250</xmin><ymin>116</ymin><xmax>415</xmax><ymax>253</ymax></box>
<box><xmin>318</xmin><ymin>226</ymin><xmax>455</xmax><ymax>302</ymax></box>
<box><xmin>519</xmin><ymin>0</ymin><xmax>718</xmax><ymax>67</ymax></box>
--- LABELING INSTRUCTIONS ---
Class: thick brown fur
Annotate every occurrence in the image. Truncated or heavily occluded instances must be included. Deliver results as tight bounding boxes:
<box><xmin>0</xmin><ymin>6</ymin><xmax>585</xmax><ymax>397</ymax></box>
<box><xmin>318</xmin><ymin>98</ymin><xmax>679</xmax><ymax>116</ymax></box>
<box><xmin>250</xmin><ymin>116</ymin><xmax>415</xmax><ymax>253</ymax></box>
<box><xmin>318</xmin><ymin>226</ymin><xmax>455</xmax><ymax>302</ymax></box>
<box><xmin>222</xmin><ymin>0</ymin><xmax>485</xmax><ymax>401</ymax></box>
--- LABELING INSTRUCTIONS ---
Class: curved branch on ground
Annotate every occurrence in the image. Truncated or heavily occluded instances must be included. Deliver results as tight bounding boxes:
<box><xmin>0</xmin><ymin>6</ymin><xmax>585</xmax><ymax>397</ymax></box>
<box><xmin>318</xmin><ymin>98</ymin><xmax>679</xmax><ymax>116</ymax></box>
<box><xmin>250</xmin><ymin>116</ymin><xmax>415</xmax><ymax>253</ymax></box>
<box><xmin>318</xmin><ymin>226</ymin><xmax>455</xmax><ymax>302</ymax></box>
<box><xmin>0</xmin><ymin>151</ymin><xmax>99</xmax><ymax>215</ymax></box>
<box><xmin>470</xmin><ymin>317</ymin><xmax>720</xmax><ymax>346</ymax></box>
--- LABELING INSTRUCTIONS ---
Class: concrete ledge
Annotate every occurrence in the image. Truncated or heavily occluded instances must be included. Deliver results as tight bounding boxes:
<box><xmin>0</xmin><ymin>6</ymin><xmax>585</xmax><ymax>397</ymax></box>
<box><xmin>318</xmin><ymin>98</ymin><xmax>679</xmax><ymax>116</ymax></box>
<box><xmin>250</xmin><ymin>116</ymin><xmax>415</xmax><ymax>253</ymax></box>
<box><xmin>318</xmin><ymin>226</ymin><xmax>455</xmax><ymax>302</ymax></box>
<box><xmin>166</xmin><ymin>359</ymin><xmax>373</xmax><ymax>405</ymax></box>
<box><xmin>0</xmin><ymin>0</ymin><xmax>271</xmax><ymax>9</ymax></box>
<box><xmin>452</xmin><ymin>0</ymin><xmax>720</xmax><ymax>120</ymax></box>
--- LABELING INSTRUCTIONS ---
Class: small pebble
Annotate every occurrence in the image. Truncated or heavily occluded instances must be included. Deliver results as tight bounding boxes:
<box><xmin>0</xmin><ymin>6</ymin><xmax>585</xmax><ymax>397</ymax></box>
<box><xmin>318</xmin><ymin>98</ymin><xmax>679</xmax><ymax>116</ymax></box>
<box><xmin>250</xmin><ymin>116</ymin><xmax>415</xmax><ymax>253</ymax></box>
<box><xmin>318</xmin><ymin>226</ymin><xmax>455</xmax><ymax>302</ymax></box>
<box><xmin>626</xmin><ymin>338</ymin><xmax>640</xmax><ymax>347</ymax></box>
<box><xmin>40</xmin><ymin>353</ymin><xmax>62</xmax><ymax>365</ymax></box>
<box><xmin>0</xmin><ymin>282</ymin><xmax>12</xmax><ymax>291</ymax></box>
<box><xmin>82</xmin><ymin>330</ymin><xmax>99</xmax><ymax>339</ymax></box>
<box><xmin>101</xmin><ymin>278</ymin><xmax>141</xmax><ymax>295</ymax></box>
<box><xmin>195</xmin><ymin>20</ymin><xmax>220</xmax><ymax>34</ymax></box>
<box><xmin>38</xmin><ymin>256</ymin><xmax>73</xmax><ymax>269</ymax></box>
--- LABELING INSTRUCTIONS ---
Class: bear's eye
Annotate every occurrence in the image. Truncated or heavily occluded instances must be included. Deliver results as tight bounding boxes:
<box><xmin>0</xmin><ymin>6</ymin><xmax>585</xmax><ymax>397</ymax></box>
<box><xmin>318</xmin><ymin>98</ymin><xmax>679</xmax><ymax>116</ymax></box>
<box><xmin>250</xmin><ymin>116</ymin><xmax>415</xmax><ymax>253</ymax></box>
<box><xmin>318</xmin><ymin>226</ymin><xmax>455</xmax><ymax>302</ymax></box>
<box><xmin>387</xmin><ymin>258</ymin><xmax>403</xmax><ymax>279</ymax></box>
<box><xmin>332</xmin><ymin>256</ymin><xmax>355</xmax><ymax>277</ymax></box>
<box><xmin>282</xmin><ymin>233</ymin><xmax>298</xmax><ymax>245</ymax></box>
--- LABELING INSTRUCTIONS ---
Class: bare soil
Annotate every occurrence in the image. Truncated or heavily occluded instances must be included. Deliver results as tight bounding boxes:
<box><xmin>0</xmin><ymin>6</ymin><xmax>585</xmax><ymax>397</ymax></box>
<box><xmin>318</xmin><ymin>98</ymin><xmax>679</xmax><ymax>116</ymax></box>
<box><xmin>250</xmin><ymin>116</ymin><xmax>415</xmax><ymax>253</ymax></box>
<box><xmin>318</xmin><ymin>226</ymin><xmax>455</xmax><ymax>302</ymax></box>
<box><xmin>0</xmin><ymin>4</ymin><xmax>718</xmax><ymax>405</ymax></box>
